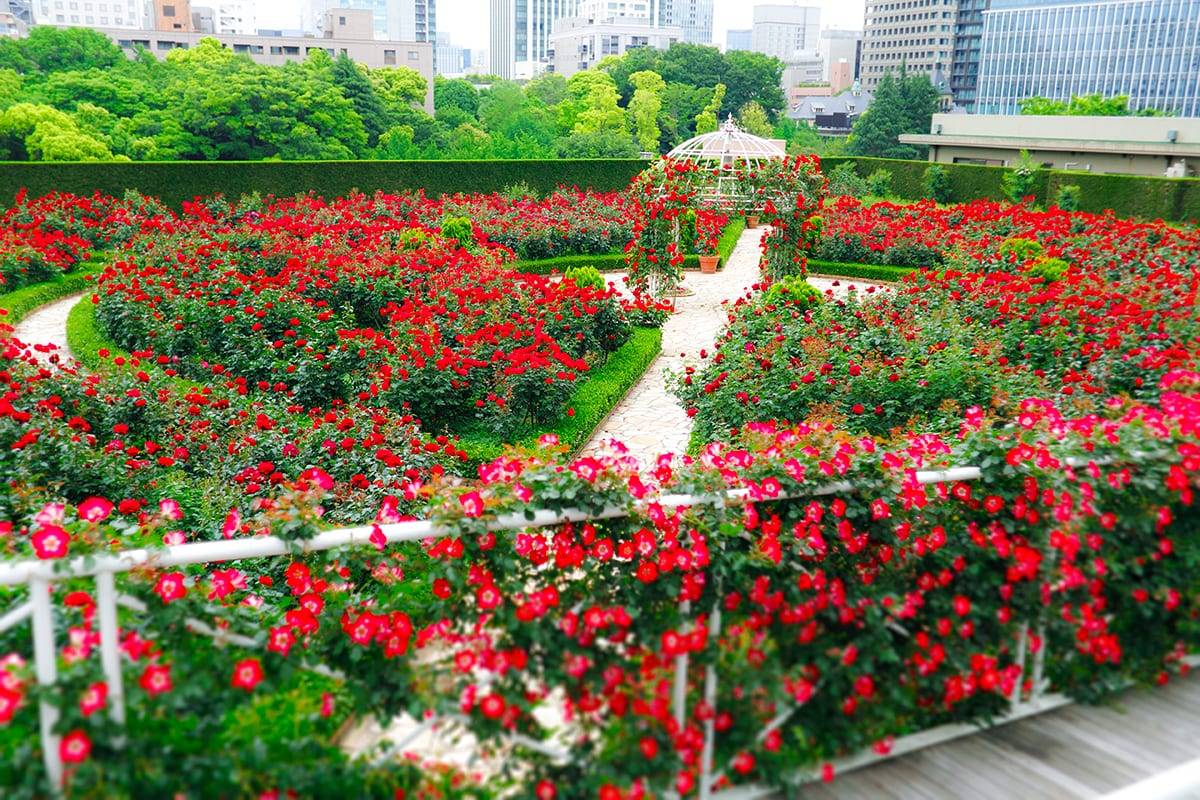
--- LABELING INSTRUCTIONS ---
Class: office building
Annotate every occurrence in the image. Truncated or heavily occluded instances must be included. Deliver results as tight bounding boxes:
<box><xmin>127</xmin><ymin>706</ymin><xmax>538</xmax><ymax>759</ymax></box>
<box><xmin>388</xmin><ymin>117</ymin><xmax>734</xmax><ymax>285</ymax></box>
<box><xmin>6</xmin><ymin>0</ymin><xmax>31</xmax><ymax>26</ymax></box>
<box><xmin>860</xmin><ymin>0</ymin><xmax>956</xmax><ymax>93</ymax></box>
<box><xmin>489</xmin><ymin>0</ymin><xmax>577</xmax><ymax>79</ymax></box>
<box><xmin>301</xmin><ymin>0</ymin><xmax>436</xmax><ymax>44</ymax></box>
<box><xmin>548</xmin><ymin>15</ymin><xmax>681</xmax><ymax>76</ymax></box>
<box><xmin>212</xmin><ymin>0</ymin><xmax>253</xmax><ymax>34</ymax></box>
<box><xmin>902</xmin><ymin>113</ymin><xmax>1200</xmax><ymax>176</ymax></box>
<box><xmin>726</xmin><ymin>27</ymin><xmax>750</xmax><ymax>51</ymax></box>
<box><xmin>191</xmin><ymin>5</ymin><xmax>213</xmax><ymax>31</ymax></box>
<box><xmin>975</xmin><ymin>0</ymin><xmax>1200</xmax><ymax>117</ymax></box>
<box><xmin>33</xmin><ymin>0</ymin><xmax>147</xmax><ymax>28</ymax></box>
<box><xmin>83</xmin><ymin>14</ymin><xmax>435</xmax><ymax>111</ymax></box>
<box><xmin>948</xmin><ymin>0</ymin><xmax>987</xmax><ymax>110</ymax></box>
<box><xmin>435</xmin><ymin>30</ymin><xmax>467</xmax><ymax>74</ymax></box>
<box><xmin>819</xmin><ymin>29</ymin><xmax>860</xmax><ymax>82</ymax></box>
<box><xmin>664</xmin><ymin>0</ymin><xmax>711</xmax><ymax>44</ymax></box>
<box><xmin>751</xmin><ymin>4</ymin><xmax>820</xmax><ymax>62</ymax></box>
<box><xmin>155</xmin><ymin>0</ymin><xmax>193</xmax><ymax>32</ymax></box>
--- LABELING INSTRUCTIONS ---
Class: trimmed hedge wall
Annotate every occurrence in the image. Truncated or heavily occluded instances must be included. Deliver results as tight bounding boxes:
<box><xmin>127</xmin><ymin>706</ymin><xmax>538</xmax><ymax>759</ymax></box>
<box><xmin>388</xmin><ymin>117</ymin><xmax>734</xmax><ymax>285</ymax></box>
<box><xmin>822</xmin><ymin>156</ymin><xmax>1199</xmax><ymax>222</ymax></box>
<box><xmin>0</xmin><ymin>159</ymin><xmax>652</xmax><ymax>208</ymax></box>
<box><xmin>806</xmin><ymin>259</ymin><xmax>915</xmax><ymax>283</ymax></box>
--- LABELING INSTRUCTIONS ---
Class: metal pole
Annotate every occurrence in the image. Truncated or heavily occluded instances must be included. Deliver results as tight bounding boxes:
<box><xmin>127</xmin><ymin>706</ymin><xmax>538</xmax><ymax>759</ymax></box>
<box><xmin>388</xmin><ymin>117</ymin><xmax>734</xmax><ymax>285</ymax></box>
<box><xmin>30</xmin><ymin>577</ymin><xmax>63</xmax><ymax>792</ymax></box>
<box><xmin>95</xmin><ymin>572</ymin><xmax>126</xmax><ymax>728</ymax></box>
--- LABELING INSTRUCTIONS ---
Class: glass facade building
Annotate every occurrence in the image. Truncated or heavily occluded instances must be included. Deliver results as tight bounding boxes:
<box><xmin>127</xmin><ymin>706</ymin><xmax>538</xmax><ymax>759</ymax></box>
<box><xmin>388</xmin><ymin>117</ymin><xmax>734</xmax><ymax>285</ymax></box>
<box><xmin>976</xmin><ymin>0</ymin><xmax>1200</xmax><ymax>116</ymax></box>
<box><xmin>949</xmin><ymin>0</ymin><xmax>989</xmax><ymax>111</ymax></box>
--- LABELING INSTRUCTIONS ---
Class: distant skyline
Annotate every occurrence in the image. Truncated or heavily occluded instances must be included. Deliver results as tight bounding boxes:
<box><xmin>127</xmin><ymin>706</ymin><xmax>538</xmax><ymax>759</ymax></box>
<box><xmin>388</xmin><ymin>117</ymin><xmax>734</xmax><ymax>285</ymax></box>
<box><xmin>256</xmin><ymin>0</ymin><xmax>867</xmax><ymax>51</ymax></box>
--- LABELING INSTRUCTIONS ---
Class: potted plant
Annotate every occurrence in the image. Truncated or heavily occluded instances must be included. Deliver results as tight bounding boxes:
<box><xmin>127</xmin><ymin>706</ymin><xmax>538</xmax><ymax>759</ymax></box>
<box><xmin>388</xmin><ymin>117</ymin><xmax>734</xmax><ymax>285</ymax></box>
<box><xmin>697</xmin><ymin>230</ymin><xmax>719</xmax><ymax>273</ymax></box>
<box><xmin>745</xmin><ymin>213</ymin><xmax>760</xmax><ymax>229</ymax></box>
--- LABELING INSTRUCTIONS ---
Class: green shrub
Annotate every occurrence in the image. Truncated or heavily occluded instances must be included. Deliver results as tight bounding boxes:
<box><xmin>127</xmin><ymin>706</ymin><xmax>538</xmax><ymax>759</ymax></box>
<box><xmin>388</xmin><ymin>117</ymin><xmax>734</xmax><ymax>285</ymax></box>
<box><xmin>1053</xmin><ymin>184</ymin><xmax>1082</xmax><ymax>211</ymax></box>
<box><xmin>500</xmin><ymin>180</ymin><xmax>539</xmax><ymax>200</ymax></box>
<box><xmin>1027</xmin><ymin>256</ymin><xmax>1070</xmax><ymax>282</ymax></box>
<box><xmin>680</xmin><ymin>208</ymin><xmax>698</xmax><ymax>255</ymax></box>
<box><xmin>439</xmin><ymin>215</ymin><xmax>474</xmax><ymax>247</ymax></box>
<box><xmin>806</xmin><ymin>259</ymin><xmax>915</xmax><ymax>282</ymax></box>
<box><xmin>1002</xmin><ymin>150</ymin><xmax>1043</xmax><ymax>204</ymax></box>
<box><xmin>998</xmin><ymin>236</ymin><xmax>1045</xmax><ymax>263</ymax></box>
<box><xmin>764</xmin><ymin>275</ymin><xmax>824</xmax><ymax>306</ymax></box>
<box><xmin>866</xmin><ymin>168</ymin><xmax>893</xmax><ymax>197</ymax></box>
<box><xmin>923</xmin><ymin>164</ymin><xmax>952</xmax><ymax>204</ymax></box>
<box><xmin>561</xmin><ymin>265</ymin><xmax>604</xmax><ymax>291</ymax></box>
<box><xmin>828</xmin><ymin>161</ymin><xmax>868</xmax><ymax>197</ymax></box>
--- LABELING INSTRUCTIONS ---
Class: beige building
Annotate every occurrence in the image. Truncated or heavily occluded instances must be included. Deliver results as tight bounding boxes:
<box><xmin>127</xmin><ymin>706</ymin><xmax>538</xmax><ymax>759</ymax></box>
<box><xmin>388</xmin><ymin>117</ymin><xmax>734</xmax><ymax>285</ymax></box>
<box><xmin>88</xmin><ymin>9</ymin><xmax>434</xmax><ymax>113</ymax></box>
<box><xmin>901</xmin><ymin>114</ymin><xmax>1200</xmax><ymax>177</ymax></box>
<box><xmin>154</xmin><ymin>0</ymin><xmax>192</xmax><ymax>32</ymax></box>
<box><xmin>548</xmin><ymin>16</ymin><xmax>682</xmax><ymax>77</ymax></box>
<box><xmin>860</xmin><ymin>0</ymin><xmax>955</xmax><ymax>94</ymax></box>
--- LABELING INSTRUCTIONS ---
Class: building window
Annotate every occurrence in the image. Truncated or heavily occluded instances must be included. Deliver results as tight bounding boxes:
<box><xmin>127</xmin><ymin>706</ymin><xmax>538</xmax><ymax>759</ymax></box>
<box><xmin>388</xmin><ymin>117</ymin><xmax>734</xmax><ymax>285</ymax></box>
<box><xmin>162</xmin><ymin>3</ymin><xmax>174</xmax><ymax>15</ymax></box>
<box><xmin>339</xmin><ymin>15</ymin><xmax>346</xmax><ymax>24</ymax></box>
<box><xmin>270</xmin><ymin>45</ymin><xmax>282</xmax><ymax>54</ymax></box>
<box><xmin>408</xmin><ymin>50</ymin><xmax>419</xmax><ymax>59</ymax></box>
<box><xmin>384</xmin><ymin>49</ymin><xmax>396</xmax><ymax>64</ymax></box>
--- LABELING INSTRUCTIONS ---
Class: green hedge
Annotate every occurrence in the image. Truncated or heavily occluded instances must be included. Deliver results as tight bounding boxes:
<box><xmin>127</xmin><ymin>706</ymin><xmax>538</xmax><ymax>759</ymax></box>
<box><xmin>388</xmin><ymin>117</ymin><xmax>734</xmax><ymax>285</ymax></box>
<box><xmin>514</xmin><ymin>216</ymin><xmax>748</xmax><ymax>275</ymax></box>
<box><xmin>0</xmin><ymin>159</ymin><xmax>652</xmax><ymax>208</ymax></box>
<box><xmin>822</xmin><ymin>156</ymin><xmax>1199</xmax><ymax>221</ymax></box>
<box><xmin>806</xmin><ymin>258</ymin><xmax>915</xmax><ymax>282</ymax></box>
<box><xmin>0</xmin><ymin>256</ymin><xmax>107</xmax><ymax>324</ymax></box>
<box><xmin>457</xmin><ymin>326</ymin><xmax>662</xmax><ymax>465</ymax></box>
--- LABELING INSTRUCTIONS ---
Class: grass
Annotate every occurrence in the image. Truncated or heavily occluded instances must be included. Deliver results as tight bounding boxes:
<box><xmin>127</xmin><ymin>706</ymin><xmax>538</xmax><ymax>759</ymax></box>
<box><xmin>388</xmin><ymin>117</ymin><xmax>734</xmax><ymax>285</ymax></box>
<box><xmin>512</xmin><ymin>216</ymin><xmax>748</xmax><ymax>275</ymax></box>
<box><xmin>807</xmin><ymin>259</ymin><xmax>915</xmax><ymax>283</ymax></box>
<box><xmin>0</xmin><ymin>255</ymin><xmax>108</xmax><ymax>324</ymax></box>
<box><xmin>457</xmin><ymin>325</ymin><xmax>662</xmax><ymax>464</ymax></box>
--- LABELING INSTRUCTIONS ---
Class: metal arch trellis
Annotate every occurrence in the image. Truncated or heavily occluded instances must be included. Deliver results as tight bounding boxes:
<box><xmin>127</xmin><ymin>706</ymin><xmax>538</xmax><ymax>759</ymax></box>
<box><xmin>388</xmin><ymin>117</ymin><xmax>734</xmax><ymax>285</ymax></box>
<box><xmin>3</xmin><ymin>460</ymin><xmax>1194</xmax><ymax>798</ymax></box>
<box><xmin>666</xmin><ymin>117</ymin><xmax>787</xmax><ymax>211</ymax></box>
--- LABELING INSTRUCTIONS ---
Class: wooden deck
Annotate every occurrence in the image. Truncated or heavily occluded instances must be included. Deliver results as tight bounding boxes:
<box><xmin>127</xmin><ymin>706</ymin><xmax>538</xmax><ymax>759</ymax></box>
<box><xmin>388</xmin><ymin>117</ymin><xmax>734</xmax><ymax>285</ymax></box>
<box><xmin>798</xmin><ymin>673</ymin><xmax>1200</xmax><ymax>799</ymax></box>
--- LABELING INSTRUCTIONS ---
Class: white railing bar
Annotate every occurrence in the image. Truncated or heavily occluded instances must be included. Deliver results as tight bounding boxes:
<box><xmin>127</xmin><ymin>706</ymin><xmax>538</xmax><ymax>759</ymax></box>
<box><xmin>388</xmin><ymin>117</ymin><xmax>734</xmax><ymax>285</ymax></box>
<box><xmin>1030</xmin><ymin>624</ymin><xmax>1048</xmax><ymax>703</ymax></box>
<box><xmin>444</xmin><ymin>713</ymin><xmax>572</xmax><ymax>763</ymax></box>
<box><xmin>30</xmin><ymin>577</ymin><xmax>63</xmax><ymax>793</ymax></box>
<box><xmin>0</xmin><ymin>468</ymin><xmax>995</xmax><ymax>587</ymax></box>
<box><xmin>698</xmin><ymin>600</ymin><xmax>722</xmax><ymax>800</ymax></box>
<box><xmin>96</xmin><ymin>572</ymin><xmax>126</xmax><ymax>730</ymax></box>
<box><xmin>1100</xmin><ymin>757</ymin><xmax>1200</xmax><ymax>800</ymax></box>
<box><xmin>372</xmin><ymin>714</ymin><xmax>439</xmax><ymax>765</ymax></box>
<box><xmin>0</xmin><ymin>600</ymin><xmax>31</xmax><ymax>632</ymax></box>
<box><xmin>1010</xmin><ymin>623</ymin><xmax>1029</xmax><ymax>711</ymax></box>
<box><xmin>672</xmin><ymin>600</ymin><xmax>692</xmax><ymax>731</ymax></box>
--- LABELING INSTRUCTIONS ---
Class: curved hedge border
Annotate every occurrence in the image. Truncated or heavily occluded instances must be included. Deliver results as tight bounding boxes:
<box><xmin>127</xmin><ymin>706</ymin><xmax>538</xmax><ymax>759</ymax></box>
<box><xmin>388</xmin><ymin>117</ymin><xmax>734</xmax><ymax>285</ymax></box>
<box><xmin>807</xmin><ymin>258</ymin><xmax>914</xmax><ymax>283</ymax></box>
<box><xmin>513</xmin><ymin>217</ymin><xmax>747</xmax><ymax>275</ymax></box>
<box><xmin>67</xmin><ymin>295</ymin><xmax>662</xmax><ymax>466</ymax></box>
<box><xmin>0</xmin><ymin>256</ymin><xmax>107</xmax><ymax>324</ymax></box>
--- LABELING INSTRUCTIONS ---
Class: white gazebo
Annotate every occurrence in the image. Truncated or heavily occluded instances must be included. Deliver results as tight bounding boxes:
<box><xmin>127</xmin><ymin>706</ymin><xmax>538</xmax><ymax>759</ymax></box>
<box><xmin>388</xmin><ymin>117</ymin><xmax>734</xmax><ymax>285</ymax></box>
<box><xmin>667</xmin><ymin>117</ymin><xmax>787</xmax><ymax>207</ymax></box>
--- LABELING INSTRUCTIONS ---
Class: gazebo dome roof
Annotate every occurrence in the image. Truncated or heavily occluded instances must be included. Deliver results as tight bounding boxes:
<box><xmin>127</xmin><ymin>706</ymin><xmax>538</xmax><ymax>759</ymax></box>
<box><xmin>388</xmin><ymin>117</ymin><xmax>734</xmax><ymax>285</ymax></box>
<box><xmin>668</xmin><ymin>117</ymin><xmax>785</xmax><ymax>167</ymax></box>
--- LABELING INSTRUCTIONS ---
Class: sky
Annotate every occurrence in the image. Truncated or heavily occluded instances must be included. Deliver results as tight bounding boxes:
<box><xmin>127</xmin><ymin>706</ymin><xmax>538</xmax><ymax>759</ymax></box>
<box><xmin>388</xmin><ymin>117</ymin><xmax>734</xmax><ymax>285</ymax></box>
<box><xmin>256</xmin><ymin>0</ymin><xmax>868</xmax><ymax>51</ymax></box>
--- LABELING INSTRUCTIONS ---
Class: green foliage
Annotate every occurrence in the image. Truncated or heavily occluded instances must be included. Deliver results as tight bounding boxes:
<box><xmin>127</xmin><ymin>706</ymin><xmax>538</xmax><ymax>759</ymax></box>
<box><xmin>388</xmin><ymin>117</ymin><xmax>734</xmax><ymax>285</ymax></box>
<box><xmin>736</xmin><ymin>100</ymin><xmax>773</xmax><ymax>138</ymax></box>
<box><xmin>763</xmin><ymin>275</ymin><xmax>823</xmax><ymax>306</ymax></box>
<box><xmin>922</xmin><ymin>163</ymin><xmax>952</xmax><ymax>203</ymax></box>
<box><xmin>12</xmin><ymin>26</ymin><xmax>123</xmax><ymax>73</ymax></box>
<box><xmin>556</xmin><ymin>130</ymin><xmax>638</xmax><ymax>158</ymax></box>
<box><xmin>561</xmin><ymin>265</ymin><xmax>604</xmax><ymax>291</ymax></box>
<box><xmin>805</xmin><ymin>259</ymin><xmax>915</xmax><ymax>282</ymax></box>
<box><xmin>369</xmin><ymin>66</ymin><xmax>428</xmax><ymax>110</ymax></box>
<box><xmin>847</xmin><ymin>68</ymin><xmax>938</xmax><ymax>159</ymax></box>
<box><xmin>1002</xmin><ymin>150</ymin><xmax>1043</xmax><ymax>203</ymax></box>
<box><xmin>1027</xmin><ymin>256</ymin><xmax>1069</xmax><ymax>282</ymax></box>
<box><xmin>439</xmin><ymin>215</ymin><xmax>474</xmax><ymax>247</ymax></box>
<box><xmin>331</xmin><ymin>54</ymin><xmax>390</xmax><ymax>145</ymax></box>
<box><xmin>1017</xmin><ymin>93</ymin><xmax>1174</xmax><ymax>117</ymax></box>
<box><xmin>865</xmin><ymin>168</ymin><xmax>893</xmax><ymax>197</ymax></box>
<box><xmin>827</xmin><ymin>161</ymin><xmax>868</xmax><ymax>197</ymax></box>
<box><xmin>998</xmin><ymin>236</ymin><xmax>1045</xmax><ymax>263</ymax></box>
<box><xmin>1053</xmin><ymin>183</ymin><xmax>1082</xmax><ymax>211</ymax></box>
<box><xmin>0</xmin><ymin>256</ymin><xmax>106</xmax><ymax>323</ymax></box>
<box><xmin>694</xmin><ymin>83</ymin><xmax>725</xmax><ymax>135</ymax></box>
<box><xmin>458</xmin><ymin>326</ymin><xmax>661</xmax><ymax>465</ymax></box>
<box><xmin>434</xmin><ymin>76</ymin><xmax>480</xmax><ymax>118</ymax></box>
<box><xmin>628</xmin><ymin>70</ymin><xmax>666</xmax><ymax>153</ymax></box>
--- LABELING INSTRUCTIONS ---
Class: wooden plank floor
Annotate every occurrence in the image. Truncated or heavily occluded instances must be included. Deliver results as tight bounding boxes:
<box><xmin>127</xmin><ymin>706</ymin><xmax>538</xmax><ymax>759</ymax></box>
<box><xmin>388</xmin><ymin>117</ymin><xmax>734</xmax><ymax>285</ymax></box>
<box><xmin>797</xmin><ymin>674</ymin><xmax>1200</xmax><ymax>799</ymax></box>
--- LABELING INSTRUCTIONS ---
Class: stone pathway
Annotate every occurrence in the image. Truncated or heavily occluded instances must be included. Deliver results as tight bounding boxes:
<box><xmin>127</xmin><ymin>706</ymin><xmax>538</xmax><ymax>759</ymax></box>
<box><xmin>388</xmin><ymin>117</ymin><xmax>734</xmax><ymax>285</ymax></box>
<box><xmin>582</xmin><ymin>228</ymin><xmax>884</xmax><ymax>467</ymax></box>
<box><xmin>9</xmin><ymin>292</ymin><xmax>82</xmax><ymax>365</ymax></box>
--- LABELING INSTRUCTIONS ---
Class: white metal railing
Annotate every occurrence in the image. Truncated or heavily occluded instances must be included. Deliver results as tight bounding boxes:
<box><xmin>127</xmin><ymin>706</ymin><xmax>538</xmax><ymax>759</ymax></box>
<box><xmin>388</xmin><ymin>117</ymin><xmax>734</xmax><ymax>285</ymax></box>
<box><xmin>0</xmin><ymin>463</ymin><xmax>1193</xmax><ymax>797</ymax></box>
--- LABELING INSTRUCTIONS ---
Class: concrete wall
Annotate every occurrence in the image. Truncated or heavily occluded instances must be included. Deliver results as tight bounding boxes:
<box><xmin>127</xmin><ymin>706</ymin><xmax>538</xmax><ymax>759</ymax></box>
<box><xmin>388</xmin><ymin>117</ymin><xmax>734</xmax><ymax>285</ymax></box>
<box><xmin>927</xmin><ymin>145</ymin><xmax>1180</xmax><ymax>177</ymax></box>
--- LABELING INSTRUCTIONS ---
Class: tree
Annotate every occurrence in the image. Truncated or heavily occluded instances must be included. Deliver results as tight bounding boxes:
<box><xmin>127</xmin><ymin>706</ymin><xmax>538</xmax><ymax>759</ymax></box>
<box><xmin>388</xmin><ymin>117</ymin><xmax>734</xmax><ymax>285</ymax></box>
<box><xmin>0</xmin><ymin>69</ymin><xmax>20</xmax><ymax>108</ymax></box>
<box><xmin>524</xmin><ymin>73</ymin><xmax>568</xmax><ymax>108</ymax></box>
<box><xmin>19</xmin><ymin>26</ymin><xmax>123</xmax><ymax>73</ymax></box>
<box><xmin>370</xmin><ymin>67</ymin><xmax>427</xmax><ymax>111</ymax></box>
<box><xmin>39</xmin><ymin>69</ymin><xmax>152</xmax><ymax>118</ymax></box>
<box><xmin>722</xmin><ymin>50</ymin><xmax>786</xmax><ymax>117</ymax></box>
<box><xmin>1018</xmin><ymin>96</ymin><xmax>1069</xmax><ymax>115</ymax></box>
<box><xmin>846</xmin><ymin>71</ymin><xmax>929</xmax><ymax>159</ymax></box>
<box><xmin>434</xmin><ymin>77</ymin><xmax>480</xmax><ymax>118</ymax></box>
<box><xmin>694</xmin><ymin>84</ymin><xmax>725</xmax><ymax>134</ymax></box>
<box><xmin>628</xmin><ymin>70</ymin><xmax>666</xmax><ymax>153</ymax></box>
<box><xmin>661</xmin><ymin>82</ymin><xmax>708</xmax><ymax>143</ymax></box>
<box><xmin>557</xmin><ymin>129</ymin><xmax>638</xmax><ymax>158</ymax></box>
<box><xmin>566</xmin><ymin>71</ymin><xmax>626</xmax><ymax>135</ymax></box>
<box><xmin>1002</xmin><ymin>150</ymin><xmax>1042</xmax><ymax>203</ymax></box>
<box><xmin>773</xmin><ymin>116</ymin><xmax>822</xmax><ymax>154</ymax></box>
<box><xmin>375</xmin><ymin>125</ymin><xmax>423</xmax><ymax>159</ymax></box>
<box><xmin>737</xmin><ymin>101</ymin><xmax>773</xmax><ymax>138</ymax></box>
<box><xmin>1018</xmin><ymin>93</ymin><xmax>1172</xmax><ymax>117</ymax></box>
<box><xmin>898</xmin><ymin>70</ymin><xmax>939</xmax><ymax>146</ymax></box>
<box><xmin>331</xmin><ymin>54</ymin><xmax>390</xmax><ymax>145</ymax></box>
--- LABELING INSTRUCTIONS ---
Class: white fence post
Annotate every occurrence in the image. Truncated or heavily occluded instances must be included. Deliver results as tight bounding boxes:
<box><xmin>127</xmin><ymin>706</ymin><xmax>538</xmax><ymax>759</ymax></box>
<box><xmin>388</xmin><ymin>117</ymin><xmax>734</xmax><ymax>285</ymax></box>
<box><xmin>30</xmin><ymin>576</ymin><xmax>63</xmax><ymax>792</ymax></box>
<box><xmin>95</xmin><ymin>571</ymin><xmax>126</xmax><ymax>729</ymax></box>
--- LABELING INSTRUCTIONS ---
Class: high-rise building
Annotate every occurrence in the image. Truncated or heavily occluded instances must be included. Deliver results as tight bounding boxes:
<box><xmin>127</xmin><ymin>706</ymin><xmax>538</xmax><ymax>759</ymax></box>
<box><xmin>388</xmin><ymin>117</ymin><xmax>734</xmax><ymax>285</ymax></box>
<box><xmin>489</xmin><ymin>0</ymin><xmax>578</xmax><ymax>79</ymax></box>
<box><xmin>213</xmin><ymin>0</ymin><xmax>254</xmax><ymax>34</ymax></box>
<box><xmin>548</xmin><ymin>15</ymin><xmax>681</xmax><ymax>76</ymax></box>
<box><xmin>661</xmin><ymin>0</ymin><xmax>711</xmax><ymax>44</ymax></box>
<box><xmin>975</xmin><ymin>0</ymin><xmax>1200</xmax><ymax>116</ymax></box>
<box><xmin>860</xmin><ymin>0</ymin><xmax>956</xmax><ymax>94</ymax></box>
<box><xmin>819</xmin><ymin>29</ymin><xmax>861</xmax><ymax>82</ymax></box>
<box><xmin>436</xmin><ymin>30</ymin><xmax>467</xmax><ymax>74</ymax></box>
<box><xmin>302</xmin><ymin>0</ymin><xmax>436</xmax><ymax>44</ymax></box>
<box><xmin>726</xmin><ymin>28</ymin><xmax>751</xmax><ymax>51</ymax></box>
<box><xmin>949</xmin><ymin>0</ymin><xmax>988</xmax><ymax>110</ymax></box>
<box><xmin>5</xmin><ymin>0</ymin><xmax>32</xmax><ymax>26</ymax></box>
<box><xmin>751</xmin><ymin>5</ymin><xmax>820</xmax><ymax>62</ymax></box>
<box><xmin>32</xmin><ymin>0</ymin><xmax>147</xmax><ymax>28</ymax></box>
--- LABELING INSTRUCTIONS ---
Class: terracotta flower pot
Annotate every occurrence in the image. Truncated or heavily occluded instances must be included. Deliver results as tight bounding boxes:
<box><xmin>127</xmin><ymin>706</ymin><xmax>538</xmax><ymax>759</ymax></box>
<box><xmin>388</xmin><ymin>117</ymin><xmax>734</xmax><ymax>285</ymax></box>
<box><xmin>698</xmin><ymin>255</ymin><xmax>719</xmax><ymax>273</ymax></box>
<box><xmin>746</xmin><ymin>215</ymin><xmax>760</xmax><ymax>229</ymax></box>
